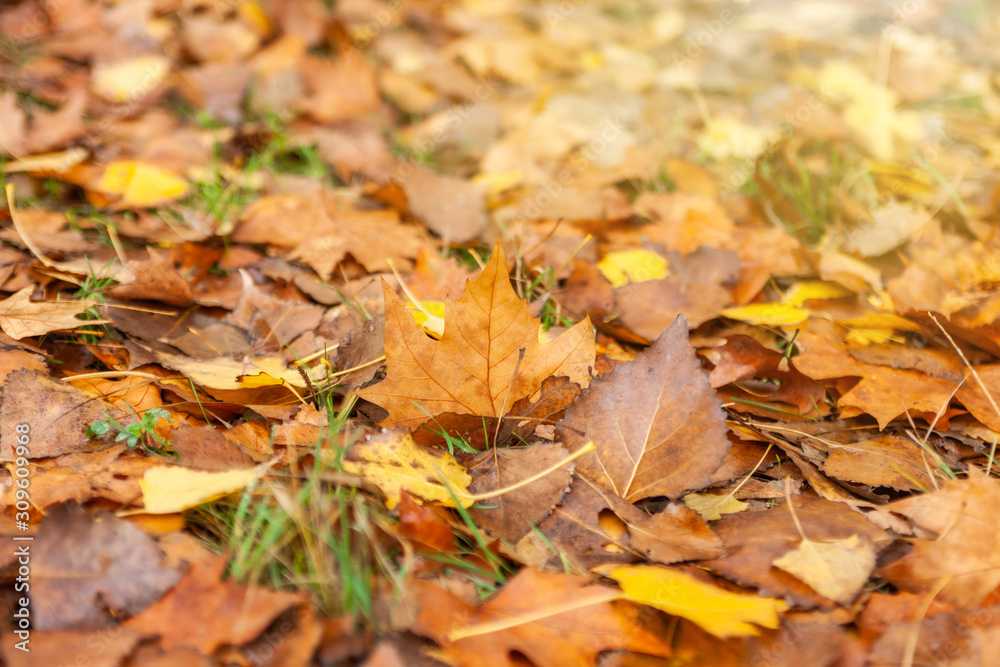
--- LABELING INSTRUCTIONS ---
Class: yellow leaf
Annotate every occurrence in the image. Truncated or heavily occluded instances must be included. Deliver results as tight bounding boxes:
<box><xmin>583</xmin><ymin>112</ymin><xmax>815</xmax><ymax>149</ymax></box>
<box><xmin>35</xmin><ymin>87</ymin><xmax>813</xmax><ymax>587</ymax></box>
<box><xmin>683</xmin><ymin>492</ymin><xmax>749</xmax><ymax>521</ymax></box>
<box><xmin>783</xmin><ymin>281</ymin><xmax>853</xmax><ymax>306</ymax></box>
<box><xmin>340</xmin><ymin>430</ymin><xmax>473</xmax><ymax>509</ymax></box>
<box><xmin>816</xmin><ymin>62</ymin><xmax>922</xmax><ymax>161</ymax></box>
<box><xmin>138</xmin><ymin>466</ymin><xmax>262</xmax><ymax>514</ymax></box>
<box><xmin>773</xmin><ymin>535</ymin><xmax>876</xmax><ymax>606</ymax></box>
<box><xmin>472</xmin><ymin>171</ymin><xmax>523</xmax><ymax>196</ymax></box>
<box><xmin>839</xmin><ymin>312</ymin><xmax>922</xmax><ymax>346</ymax></box>
<box><xmin>844</xmin><ymin>328</ymin><xmax>902</xmax><ymax>346</ymax></box>
<box><xmin>153</xmin><ymin>351</ymin><xmax>312</xmax><ymax>390</ymax></box>
<box><xmin>97</xmin><ymin>160</ymin><xmax>188</xmax><ymax>207</ymax></box>
<box><xmin>600</xmin><ymin>564</ymin><xmax>788</xmax><ymax>638</ymax></box>
<box><xmin>597</xmin><ymin>250</ymin><xmax>669</xmax><ymax>288</ymax></box>
<box><xmin>410</xmin><ymin>301</ymin><xmax>446</xmax><ymax>338</ymax></box>
<box><xmin>721</xmin><ymin>303</ymin><xmax>809</xmax><ymax>327</ymax></box>
<box><xmin>237</xmin><ymin>0</ymin><xmax>271</xmax><ymax>37</ymax></box>
<box><xmin>836</xmin><ymin>313</ymin><xmax>923</xmax><ymax>332</ymax></box>
<box><xmin>91</xmin><ymin>55</ymin><xmax>170</xmax><ymax>103</ymax></box>
<box><xmin>697</xmin><ymin>117</ymin><xmax>779</xmax><ymax>162</ymax></box>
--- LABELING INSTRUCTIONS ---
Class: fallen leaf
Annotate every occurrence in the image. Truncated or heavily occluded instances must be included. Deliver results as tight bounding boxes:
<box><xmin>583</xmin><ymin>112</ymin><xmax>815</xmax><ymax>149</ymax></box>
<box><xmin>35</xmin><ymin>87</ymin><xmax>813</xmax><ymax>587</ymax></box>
<box><xmin>234</xmin><ymin>191</ymin><xmax>428</xmax><ymax>279</ymax></box>
<box><xmin>559</xmin><ymin>318</ymin><xmax>730</xmax><ymax>502</ymax></box>
<box><xmin>358</xmin><ymin>239</ymin><xmax>595</xmax><ymax>428</ymax></box>
<box><xmin>0</xmin><ymin>627</ymin><xmax>144</xmax><ymax>667</ymax></box>
<box><xmin>0</xmin><ymin>287</ymin><xmax>104</xmax><ymax>339</ymax></box>
<box><xmin>820</xmin><ymin>435</ymin><xmax>935</xmax><ymax>492</ymax></box>
<box><xmin>151</xmin><ymin>350</ymin><xmax>312</xmax><ymax>390</ymax></box>
<box><xmin>106</xmin><ymin>248</ymin><xmax>194</xmax><ymax>307</ymax></box>
<box><xmin>2</xmin><ymin>147</ymin><xmax>89</xmax><ymax>174</ymax></box>
<box><xmin>96</xmin><ymin>160</ymin><xmax>188</xmax><ymax>208</ymax></box>
<box><xmin>634</xmin><ymin>191</ymin><xmax>735</xmax><ymax>254</ymax></box>
<box><xmin>411</xmin><ymin>568</ymin><xmax>670</xmax><ymax>667</ymax></box>
<box><xmin>721</xmin><ymin>303</ymin><xmax>811</xmax><ymax>327</ymax></box>
<box><xmin>125</xmin><ymin>555</ymin><xmax>303</xmax><ymax>653</ymax></box>
<box><xmin>683</xmin><ymin>493</ymin><xmax>750</xmax><ymax>521</ymax></box>
<box><xmin>397</xmin><ymin>492</ymin><xmax>456</xmax><ymax>552</ymax></box>
<box><xmin>0</xmin><ymin>370</ymin><xmax>108</xmax><ymax>460</ymax></box>
<box><xmin>299</xmin><ymin>52</ymin><xmax>379</xmax><ymax>123</ymax></box>
<box><xmin>91</xmin><ymin>55</ymin><xmax>170</xmax><ymax>103</ymax></box>
<box><xmin>817</xmin><ymin>61</ymin><xmax>921</xmax><ymax>161</ymax></box>
<box><xmin>467</xmin><ymin>442</ymin><xmax>575</xmax><ymax>542</ymax></box>
<box><xmin>136</xmin><ymin>465</ymin><xmax>264</xmax><ymax>514</ymax></box>
<box><xmin>31</xmin><ymin>502</ymin><xmax>182</xmax><ymax>631</ymax></box>
<box><xmin>609</xmin><ymin>247</ymin><xmax>738</xmax><ymax>342</ymax></box>
<box><xmin>409</xmin><ymin>300</ymin><xmax>446</xmax><ymax>338</ymax></box>
<box><xmin>0</xmin><ymin>90</ymin><xmax>26</xmax><ymax>157</ymax></box>
<box><xmin>401</xmin><ymin>166</ymin><xmax>487</xmax><ymax>244</ymax></box>
<box><xmin>524</xmin><ymin>472</ymin><xmax>645</xmax><ymax>568</ymax></box>
<box><xmin>600</xmin><ymin>564</ymin><xmax>787</xmax><ymax>638</ymax></box>
<box><xmin>597</xmin><ymin>249</ymin><xmax>669</xmax><ymax>287</ymax></box>
<box><xmin>707</xmin><ymin>335</ymin><xmax>827</xmax><ymax>415</ymax></box>
<box><xmin>340</xmin><ymin>429</ymin><xmax>473</xmax><ymax>508</ymax></box>
<box><xmin>773</xmin><ymin>534</ymin><xmax>877</xmax><ymax>606</ymax></box>
<box><xmin>702</xmin><ymin>496</ymin><xmax>891</xmax><ymax>608</ymax></box>
<box><xmin>792</xmin><ymin>331</ymin><xmax>960</xmax><ymax>429</ymax></box>
<box><xmin>627</xmin><ymin>503</ymin><xmax>727</xmax><ymax>564</ymax></box>
<box><xmin>879</xmin><ymin>469</ymin><xmax>1000</xmax><ymax>607</ymax></box>
<box><xmin>782</xmin><ymin>280</ymin><xmax>854</xmax><ymax>306</ymax></box>
<box><xmin>1</xmin><ymin>446</ymin><xmax>161</xmax><ymax>512</ymax></box>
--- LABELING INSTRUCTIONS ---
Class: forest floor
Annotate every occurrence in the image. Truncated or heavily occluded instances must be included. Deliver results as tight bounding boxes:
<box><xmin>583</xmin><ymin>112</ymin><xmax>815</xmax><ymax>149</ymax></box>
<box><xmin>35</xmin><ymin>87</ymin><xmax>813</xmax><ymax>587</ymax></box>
<box><xmin>2</xmin><ymin>0</ymin><xmax>1000</xmax><ymax>665</ymax></box>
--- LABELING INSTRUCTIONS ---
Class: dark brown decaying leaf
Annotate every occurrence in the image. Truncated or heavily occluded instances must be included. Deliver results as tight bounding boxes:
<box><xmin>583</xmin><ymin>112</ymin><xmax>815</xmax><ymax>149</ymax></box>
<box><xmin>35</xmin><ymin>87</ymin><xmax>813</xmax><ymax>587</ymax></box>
<box><xmin>0</xmin><ymin>370</ymin><xmax>108</xmax><ymax>460</ymax></box>
<box><xmin>467</xmin><ymin>441</ymin><xmax>575</xmax><ymax>542</ymax></box>
<box><xmin>559</xmin><ymin>318</ymin><xmax>731</xmax><ymax>502</ymax></box>
<box><xmin>31</xmin><ymin>502</ymin><xmax>182</xmax><ymax>631</ymax></box>
<box><xmin>523</xmin><ymin>472</ymin><xmax>643</xmax><ymax>568</ymax></box>
<box><xmin>334</xmin><ymin>316</ymin><xmax>386</xmax><ymax>392</ymax></box>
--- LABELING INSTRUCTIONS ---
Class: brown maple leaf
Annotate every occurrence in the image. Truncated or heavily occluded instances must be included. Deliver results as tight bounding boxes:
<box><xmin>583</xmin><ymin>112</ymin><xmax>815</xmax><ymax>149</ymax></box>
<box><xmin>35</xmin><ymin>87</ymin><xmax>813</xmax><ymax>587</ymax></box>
<box><xmin>357</xmin><ymin>240</ymin><xmax>595</xmax><ymax>428</ymax></box>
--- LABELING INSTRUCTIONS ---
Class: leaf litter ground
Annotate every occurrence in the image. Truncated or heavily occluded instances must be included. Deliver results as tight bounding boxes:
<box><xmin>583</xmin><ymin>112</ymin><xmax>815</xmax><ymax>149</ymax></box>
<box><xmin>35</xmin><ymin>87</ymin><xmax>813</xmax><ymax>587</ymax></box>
<box><xmin>3</xmin><ymin>1</ymin><xmax>1000</xmax><ymax>666</ymax></box>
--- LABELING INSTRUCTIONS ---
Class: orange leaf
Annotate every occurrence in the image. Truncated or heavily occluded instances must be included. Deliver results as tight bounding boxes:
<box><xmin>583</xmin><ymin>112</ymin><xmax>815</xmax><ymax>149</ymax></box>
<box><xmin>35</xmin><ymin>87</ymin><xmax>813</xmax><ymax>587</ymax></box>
<box><xmin>411</xmin><ymin>568</ymin><xmax>670</xmax><ymax>666</ymax></box>
<box><xmin>357</xmin><ymin>239</ymin><xmax>595</xmax><ymax>428</ymax></box>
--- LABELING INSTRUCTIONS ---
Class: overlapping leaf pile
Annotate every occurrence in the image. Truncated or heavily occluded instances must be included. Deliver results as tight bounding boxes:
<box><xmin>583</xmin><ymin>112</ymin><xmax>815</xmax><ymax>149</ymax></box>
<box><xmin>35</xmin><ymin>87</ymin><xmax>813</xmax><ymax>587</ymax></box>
<box><xmin>3</xmin><ymin>0</ymin><xmax>1000</xmax><ymax>665</ymax></box>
